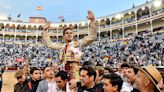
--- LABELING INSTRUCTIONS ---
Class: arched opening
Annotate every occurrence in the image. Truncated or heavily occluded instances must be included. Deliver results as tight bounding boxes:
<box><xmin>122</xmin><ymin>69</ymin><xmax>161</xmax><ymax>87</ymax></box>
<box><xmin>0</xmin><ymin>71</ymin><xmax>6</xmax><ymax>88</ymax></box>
<box><xmin>38</xmin><ymin>25</ymin><xmax>43</xmax><ymax>30</ymax></box>
<box><xmin>106</xmin><ymin>18</ymin><xmax>110</xmax><ymax>25</ymax></box>
<box><xmin>137</xmin><ymin>7</ymin><xmax>150</xmax><ymax>20</ymax></box>
<box><xmin>123</xmin><ymin>12</ymin><xmax>135</xmax><ymax>23</ymax></box>
<box><xmin>100</xmin><ymin>19</ymin><xmax>106</xmax><ymax>28</ymax></box>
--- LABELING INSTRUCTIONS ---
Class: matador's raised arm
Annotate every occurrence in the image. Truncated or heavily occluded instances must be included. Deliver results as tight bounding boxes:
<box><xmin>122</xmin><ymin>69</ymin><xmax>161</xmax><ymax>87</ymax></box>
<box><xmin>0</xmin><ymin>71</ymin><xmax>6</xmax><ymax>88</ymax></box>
<box><xmin>79</xmin><ymin>10</ymin><xmax>98</xmax><ymax>48</ymax></box>
<box><xmin>42</xmin><ymin>23</ymin><xmax>63</xmax><ymax>50</ymax></box>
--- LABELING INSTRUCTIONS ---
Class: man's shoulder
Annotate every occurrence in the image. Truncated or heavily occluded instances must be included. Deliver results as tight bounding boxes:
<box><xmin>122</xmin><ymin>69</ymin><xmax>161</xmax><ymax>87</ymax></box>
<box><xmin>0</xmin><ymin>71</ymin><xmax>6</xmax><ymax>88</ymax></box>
<box><xmin>95</xmin><ymin>82</ymin><xmax>104</xmax><ymax>92</ymax></box>
<box><xmin>96</xmin><ymin>82</ymin><xmax>103</xmax><ymax>88</ymax></box>
<box><xmin>76</xmin><ymin>82</ymin><xmax>104</xmax><ymax>92</ymax></box>
<box><xmin>14</xmin><ymin>83</ymin><xmax>20</xmax><ymax>87</ymax></box>
<box><xmin>22</xmin><ymin>83</ymin><xmax>31</xmax><ymax>92</ymax></box>
<box><xmin>14</xmin><ymin>83</ymin><xmax>22</xmax><ymax>89</ymax></box>
<box><xmin>76</xmin><ymin>82</ymin><xmax>84</xmax><ymax>92</ymax></box>
<box><xmin>38</xmin><ymin>79</ymin><xmax>47</xmax><ymax>84</ymax></box>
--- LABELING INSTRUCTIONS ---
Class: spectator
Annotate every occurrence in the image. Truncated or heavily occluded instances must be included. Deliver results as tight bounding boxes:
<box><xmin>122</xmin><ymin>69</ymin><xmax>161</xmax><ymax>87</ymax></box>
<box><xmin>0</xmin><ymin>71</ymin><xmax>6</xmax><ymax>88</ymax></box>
<box><xmin>95</xmin><ymin>66</ymin><xmax>104</xmax><ymax>84</ymax></box>
<box><xmin>134</xmin><ymin>65</ymin><xmax>162</xmax><ymax>92</ymax></box>
<box><xmin>55</xmin><ymin>71</ymin><xmax>71</xmax><ymax>92</ymax></box>
<box><xmin>77</xmin><ymin>65</ymin><xmax>103</xmax><ymax>92</ymax></box>
<box><xmin>102</xmin><ymin>73</ymin><xmax>123</xmax><ymax>92</ymax></box>
<box><xmin>23</xmin><ymin>68</ymin><xmax>31</xmax><ymax>81</ymax></box>
<box><xmin>23</xmin><ymin>67</ymin><xmax>41</xmax><ymax>92</ymax></box>
<box><xmin>14</xmin><ymin>69</ymin><xmax>27</xmax><ymax>92</ymax></box>
<box><xmin>52</xmin><ymin>63</ymin><xmax>59</xmax><ymax>75</ymax></box>
<box><xmin>104</xmin><ymin>66</ymin><xmax>114</xmax><ymax>74</ymax></box>
<box><xmin>36</xmin><ymin>65</ymin><xmax>57</xmax><ymax>92</ymax></box>
<box><xmin>120</xmin><ymin>63</ymin><xmax>129</xmax><ymax>79</ymax></box>
<box><xmin>95</xmin><ymin>66</ymin><xmax>104</xmax><ymax>92</ymax></box>
<box><xmin>121</xmin><ymin>66</ymin><xmax>139</xmax><ymax>92</ymax></box>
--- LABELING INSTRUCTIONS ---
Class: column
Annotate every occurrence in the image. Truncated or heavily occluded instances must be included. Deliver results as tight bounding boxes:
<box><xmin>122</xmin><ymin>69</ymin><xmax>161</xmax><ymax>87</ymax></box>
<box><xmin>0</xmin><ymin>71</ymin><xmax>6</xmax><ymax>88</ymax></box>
<box><xmin>56</xmin><ymin>26</ymin><xmax>58</xmax><ymax>42</ymax></box>
<box><xmin>36</xmin><ymin>28</ymin><xmax>38</xmax><ymax>44</ymax></box>
<box><xmin>122</xmin><ymin>27</ymin><xmax>125</xmax><ymax>38</ymax></box>
<box><xmin>110</xmin><ymin>29</ymin><xmax>112</xmax><ymax>40</ymax></box>
<box><xmin>135</xmin><ymin>11</ymin><xmax>138</xmax><ymax>34</ymax></box>
<box><xmin>14</xmin><ymin>27</ymin><xmax>16</xmax><ymax>43</ymax></box>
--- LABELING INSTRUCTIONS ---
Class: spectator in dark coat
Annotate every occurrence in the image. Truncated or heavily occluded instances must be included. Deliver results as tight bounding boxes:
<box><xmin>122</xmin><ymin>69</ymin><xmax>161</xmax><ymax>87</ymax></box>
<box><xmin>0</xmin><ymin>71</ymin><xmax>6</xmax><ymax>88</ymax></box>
<box><xmin>23</xmin><ymin>67</ymin><xmax>41</xmax><ymax>92</ymax></box>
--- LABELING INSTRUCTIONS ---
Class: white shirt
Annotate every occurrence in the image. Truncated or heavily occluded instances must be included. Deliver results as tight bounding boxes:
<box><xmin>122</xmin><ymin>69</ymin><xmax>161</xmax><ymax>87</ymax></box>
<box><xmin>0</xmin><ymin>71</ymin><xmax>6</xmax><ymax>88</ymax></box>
<box><xmin>57</xmin><ymin>82</ymin><xmax>71</xmax><ymax>92</ymax></box>
<box><xmin>47</xmin><ymin>82</ymin><xmax>57</xmax><ymax>92</ymax></box>
<box><xmin>121</xmin><ymin>82</ymin><xmax>133</xmax><ymax>92</ymax></box>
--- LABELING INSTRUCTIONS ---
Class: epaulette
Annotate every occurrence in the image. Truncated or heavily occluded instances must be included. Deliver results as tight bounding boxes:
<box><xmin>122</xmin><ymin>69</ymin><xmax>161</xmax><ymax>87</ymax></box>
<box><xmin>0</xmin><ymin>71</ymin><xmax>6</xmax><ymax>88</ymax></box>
<box><xmin>73</xmin><ymin>41</ymin><xmax>79</xmax><ymax>47</ymax></box>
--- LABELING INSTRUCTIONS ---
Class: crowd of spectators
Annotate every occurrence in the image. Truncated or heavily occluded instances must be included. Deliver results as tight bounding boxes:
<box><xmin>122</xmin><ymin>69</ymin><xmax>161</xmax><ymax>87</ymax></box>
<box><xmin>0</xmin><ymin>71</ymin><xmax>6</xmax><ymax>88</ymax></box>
<box><xmin>0</xmin><ymin>29</ymin><xmax>163</xmax><ymax>69</ymax></box>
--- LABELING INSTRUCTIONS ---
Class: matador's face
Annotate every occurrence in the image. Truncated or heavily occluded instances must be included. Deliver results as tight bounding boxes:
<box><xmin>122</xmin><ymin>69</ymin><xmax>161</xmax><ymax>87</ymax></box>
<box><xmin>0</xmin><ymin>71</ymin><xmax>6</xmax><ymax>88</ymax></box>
<box><xmin>63</xmin><ymin>29</ymin><xmax>74</xmax><ymax>42</ymax></box>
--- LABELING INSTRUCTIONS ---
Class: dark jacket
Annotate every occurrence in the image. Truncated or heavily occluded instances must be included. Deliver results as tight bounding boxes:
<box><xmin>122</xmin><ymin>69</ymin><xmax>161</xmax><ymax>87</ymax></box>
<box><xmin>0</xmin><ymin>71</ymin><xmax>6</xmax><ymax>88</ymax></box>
<box><xmin>77</xmin><ymin>82</ymin><xmax>104</xmax><ymax>92</ymax></box>
<box><xmin>14</xmin><ymin>80</ymin><xmax>28</xmax><ymax>92</ymax></box>
<box><xmin>23</xmin><ymin>80</ymin><xmax>41</xmax><ymax>92</ymax></box>
<box><xmin>131</xmin><ymin>88</ymin><xmax>140</xmax><ymax>92</ymax></box>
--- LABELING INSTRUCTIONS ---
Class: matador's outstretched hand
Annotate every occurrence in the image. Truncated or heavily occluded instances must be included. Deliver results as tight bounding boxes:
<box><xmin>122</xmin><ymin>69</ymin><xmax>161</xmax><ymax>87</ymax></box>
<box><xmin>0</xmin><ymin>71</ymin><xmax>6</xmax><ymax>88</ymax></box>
<box><xmin>87</xmin><ymin>10</ymin><xmax>95</xmax><ymax>22</ymax></box>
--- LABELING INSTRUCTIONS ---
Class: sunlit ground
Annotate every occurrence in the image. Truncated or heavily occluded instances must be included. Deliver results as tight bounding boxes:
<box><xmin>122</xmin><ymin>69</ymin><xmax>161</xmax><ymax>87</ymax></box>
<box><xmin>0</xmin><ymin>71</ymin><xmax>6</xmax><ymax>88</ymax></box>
<box><xmin>1</xmin><ymin>71</ymin><xmax>17</xmax><ymax>92</ymax></box>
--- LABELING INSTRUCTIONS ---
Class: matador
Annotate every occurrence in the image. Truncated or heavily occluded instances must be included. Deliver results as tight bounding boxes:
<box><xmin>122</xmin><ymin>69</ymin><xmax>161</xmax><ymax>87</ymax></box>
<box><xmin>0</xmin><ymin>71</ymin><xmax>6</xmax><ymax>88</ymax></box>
<box><xmin>42</xmin><ymin>10</ymin><xmax>97</xmax><ymax>80</ymax></box>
